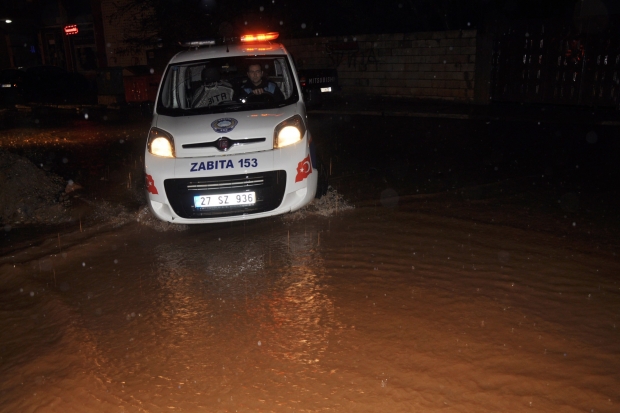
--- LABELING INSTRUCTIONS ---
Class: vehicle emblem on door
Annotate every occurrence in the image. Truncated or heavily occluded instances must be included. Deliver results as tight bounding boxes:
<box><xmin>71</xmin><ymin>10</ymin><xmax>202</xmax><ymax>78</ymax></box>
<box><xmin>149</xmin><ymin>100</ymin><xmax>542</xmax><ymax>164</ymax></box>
<box><xmin>211</xmin><ymin>118</ymin><xmax>238</xmax><ymax>133</ymax></box>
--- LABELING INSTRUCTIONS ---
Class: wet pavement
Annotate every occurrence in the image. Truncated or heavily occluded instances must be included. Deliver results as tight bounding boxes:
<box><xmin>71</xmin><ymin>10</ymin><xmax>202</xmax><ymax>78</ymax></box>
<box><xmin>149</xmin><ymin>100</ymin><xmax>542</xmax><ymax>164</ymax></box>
<box><xmin>311</xmin><ymin>94</ymin><xmax>620</xmax><ymax>126</ymax></box>
<box><xmin>1</xmin><ymin>106</ymin><xmax>620</xmax><ymax>412</ymax></box>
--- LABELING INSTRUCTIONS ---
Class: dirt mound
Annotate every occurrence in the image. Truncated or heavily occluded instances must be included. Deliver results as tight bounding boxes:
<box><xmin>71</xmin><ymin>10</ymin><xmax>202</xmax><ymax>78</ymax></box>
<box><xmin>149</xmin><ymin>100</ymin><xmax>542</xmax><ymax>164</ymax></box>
<box><xmin>0</xmin><ymin>150</ymin><xmax>72</xmax><ymax>226</ymax></box>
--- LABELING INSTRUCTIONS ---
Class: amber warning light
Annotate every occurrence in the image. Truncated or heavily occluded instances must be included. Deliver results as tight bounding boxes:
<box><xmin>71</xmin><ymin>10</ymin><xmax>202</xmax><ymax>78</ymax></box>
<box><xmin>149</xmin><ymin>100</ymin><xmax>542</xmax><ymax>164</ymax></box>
<box><xmin>240</xmin><ymin>32</ymin><xmax>279</xmax><ymax>42</ymax></box>
<box><xmin>64</xmin><ymin>25</ymin><xmax>79</xmax><ymax>35</ymax></box>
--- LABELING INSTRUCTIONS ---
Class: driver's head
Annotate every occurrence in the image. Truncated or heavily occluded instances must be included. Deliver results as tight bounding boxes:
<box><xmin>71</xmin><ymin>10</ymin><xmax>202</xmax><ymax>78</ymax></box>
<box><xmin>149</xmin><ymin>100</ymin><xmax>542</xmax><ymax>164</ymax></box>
<box><xmin>247</xmin><ymin>64</ymin><xmax>263</xmax><ymax>86</ymax></box>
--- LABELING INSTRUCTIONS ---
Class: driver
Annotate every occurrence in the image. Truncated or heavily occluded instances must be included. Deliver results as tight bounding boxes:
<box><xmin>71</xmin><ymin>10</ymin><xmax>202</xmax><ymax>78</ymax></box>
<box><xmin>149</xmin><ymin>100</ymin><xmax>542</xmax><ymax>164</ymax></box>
<box><xmin>239</xmin><ymin>63</ymin><xmax>284</xmax><ymax>101</ymax></box>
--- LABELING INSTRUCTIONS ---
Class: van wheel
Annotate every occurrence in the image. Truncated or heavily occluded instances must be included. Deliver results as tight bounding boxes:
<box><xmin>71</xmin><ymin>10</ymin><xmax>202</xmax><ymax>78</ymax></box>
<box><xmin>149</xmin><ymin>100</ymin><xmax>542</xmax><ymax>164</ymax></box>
<box><xmin>315</xmin><ymin>158</ymin><xmax>329</xmax><ymax>199</ymax></box>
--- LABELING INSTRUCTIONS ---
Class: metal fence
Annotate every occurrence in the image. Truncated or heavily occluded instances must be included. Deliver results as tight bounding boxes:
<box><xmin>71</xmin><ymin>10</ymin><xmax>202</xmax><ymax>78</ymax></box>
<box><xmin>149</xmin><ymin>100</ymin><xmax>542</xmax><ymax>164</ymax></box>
<box><xmin>490</xmin><ymin>18</ymin><xmax>620</xmax><ymax>107</ymax></box>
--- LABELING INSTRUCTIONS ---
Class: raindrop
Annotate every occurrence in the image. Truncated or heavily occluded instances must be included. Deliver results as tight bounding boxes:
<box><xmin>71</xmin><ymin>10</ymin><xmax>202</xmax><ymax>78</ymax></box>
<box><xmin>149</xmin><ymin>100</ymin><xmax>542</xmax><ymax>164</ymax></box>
<box><xmin>301</xmin><ymin>23</ymin><xmax>306</xmax><ymax>29</ymax></box>
<box><xmin>82</xmin><ymin>262</ymin><xmax>86</xmax><ymax>267</ymax></box>
<box><xmin>244</xmin><ymin>21</ymin><xmax>247</xmax><ymax>25</ymax></box>
<box><xmin>114</xmin><ymin>259</ymin><xmax>118</xmax><ymax>264</ymax></box>
<box><xmin>62</xmin><ymin>158</ymin><xmax>68</xmax><ymax>164</ymax></box>
<box><xmin>149</xmin><ymin>68</ymin><xmax>154</xmax><ymax>74</ymax></box>
<box><xmin>258</xmin><ymin>341</ymin><xmax>262</xmax><ymax>346</ymax></box>
<box><xmin>106</xmin><ymin>42</ymin><xmax>111</xmax><ymax>48</ymax></box>
<box><xmin>84</xmin><ymin>113</ymin><xmax>89</xmax><ymax>120</ymax></box>
<box><xmin>30</xmin><ymin>291</ymin><xmax>34</xmax><ymax>297</ymax></box>
<box><xmin>560</xmin><ymin>193</ymin><xmax>579</xmax><ymax>212</ymax></box>
<box><xmin>398</xmin><ymin>3</ymin><xmax>403</xmax><ymax>8</ymax></box>
<box><xmin>20</xmin><ymin>288</ymin><xmax>23</xmax><ymax>293</ymax></box>
<box><xmin>380</xmin><ymin>188</ymin><xmax>399</xmax><ymax>208</ymax></box>
<box><xmin>35</xmin><ymin>119</ymin><xmax>39</xmax><ymax>124</ymax></box>
<box><xmin>498</xmin><ymin>251</ymin><xmax>510</xmax><ymax>263</ymax></box>
<box><xmin>4</xmin><ymin>224</ymin><xmax>11</xmax><ymax>232</ymax></box>
<box><xmin>120</xmin><ymin>139</ymin><xmax>125</xmax><ymax>144</ymax></box>
<box><xmin>103</xmin><ymin>115</ymin><xmax>108</xmax><ymax>121</ymax></box>
<box><xmin>586</xmin><ymin>131</ymin><xmax>598</xmax><ymax>144</ymax></box>
<box><xmin>259</xmin><ymin>6</ymin><xmax>264</xmax><ymax>11</ymax></box>
<box><xmin>467</xmin><ymin>22</ymin><xmax>471</xmax><ymax>26</ymax></box>
<box><xmin>572</xmin><ymin>222</ymin><xmax>576</xmax><ymax>227</ymax></box>
<box><xmin>279</xmin><ymin>20</ymin><xmax>283</xmax><ymax>25</ymax></box>
<box><xmin>525</xmin><ymin>32</ymin><xmax>529</xmax><ymax>37</ymax></box>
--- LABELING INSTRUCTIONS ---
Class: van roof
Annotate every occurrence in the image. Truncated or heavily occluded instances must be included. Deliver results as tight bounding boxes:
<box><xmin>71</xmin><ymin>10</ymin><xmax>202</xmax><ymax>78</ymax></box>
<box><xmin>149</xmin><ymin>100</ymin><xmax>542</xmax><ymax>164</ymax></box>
<box><xmin>169</xmin><ymin>43</ymin><xmax>288</xmax><ymax>64</ymax></box>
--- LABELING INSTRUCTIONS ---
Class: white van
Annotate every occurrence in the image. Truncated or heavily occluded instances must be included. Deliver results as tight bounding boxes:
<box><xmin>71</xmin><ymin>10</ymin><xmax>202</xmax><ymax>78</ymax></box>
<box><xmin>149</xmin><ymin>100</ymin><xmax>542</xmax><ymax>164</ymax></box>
<box><xmin>144</xmin><ymin>33</ymin><xmax>322</xmax><ymax>224</ymax></box>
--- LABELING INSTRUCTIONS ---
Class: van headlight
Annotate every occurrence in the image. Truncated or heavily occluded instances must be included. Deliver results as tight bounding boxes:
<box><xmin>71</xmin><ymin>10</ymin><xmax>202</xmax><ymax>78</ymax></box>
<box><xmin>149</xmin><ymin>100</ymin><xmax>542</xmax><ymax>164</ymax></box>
<box><xmin>274</xmin><ymin>115</ymin><xmax>306</xmax><ymax>149</ymax></box>
<box><xmin>147</xmin><ymin>128</ymin><xmax>175</xmax><ymax>158</ymax></box>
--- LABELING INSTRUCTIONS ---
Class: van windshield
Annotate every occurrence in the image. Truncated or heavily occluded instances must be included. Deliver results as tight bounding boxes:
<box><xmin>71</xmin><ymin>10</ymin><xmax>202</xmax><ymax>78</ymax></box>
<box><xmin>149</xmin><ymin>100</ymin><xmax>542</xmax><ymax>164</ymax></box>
<box><xmin>156</xmin><ymin>55</ymin><xmax>299</xmax><ymax>116</ymax></box>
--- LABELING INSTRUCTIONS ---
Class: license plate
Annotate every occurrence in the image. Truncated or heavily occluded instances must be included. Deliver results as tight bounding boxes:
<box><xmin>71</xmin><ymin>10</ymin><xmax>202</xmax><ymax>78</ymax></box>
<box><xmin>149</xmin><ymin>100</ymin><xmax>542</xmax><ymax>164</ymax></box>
<box><xmin>320</xmin><ymin>87</ymin><xmax>332</xmax><ymax>92</ymax></box>
<box><xmin>194</xmin><ymin>192</ymin><xmax>255</xmax><ymax>208</ymax></box>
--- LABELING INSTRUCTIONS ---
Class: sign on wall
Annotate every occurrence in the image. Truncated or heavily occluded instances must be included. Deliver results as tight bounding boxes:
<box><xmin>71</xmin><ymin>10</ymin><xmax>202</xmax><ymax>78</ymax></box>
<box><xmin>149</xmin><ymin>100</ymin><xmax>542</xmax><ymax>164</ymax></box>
<box><xmin>64</xmin><ymin>25</ymin><xmax>79</xmax><ymax>36</ymax></box>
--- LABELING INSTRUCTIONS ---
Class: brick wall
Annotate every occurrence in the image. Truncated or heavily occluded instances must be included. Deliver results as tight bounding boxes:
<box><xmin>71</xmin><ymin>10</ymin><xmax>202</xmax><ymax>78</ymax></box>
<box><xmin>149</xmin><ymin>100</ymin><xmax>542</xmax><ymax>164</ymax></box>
<box><xmin>283</xmin><ymin>30</ymin><xmax>477</xmax><ymax>102</ymax></box>
<box><xmin>100</xmin><ymin>0</ymin><xmax>152</xmax><ymax>67</ymax></box>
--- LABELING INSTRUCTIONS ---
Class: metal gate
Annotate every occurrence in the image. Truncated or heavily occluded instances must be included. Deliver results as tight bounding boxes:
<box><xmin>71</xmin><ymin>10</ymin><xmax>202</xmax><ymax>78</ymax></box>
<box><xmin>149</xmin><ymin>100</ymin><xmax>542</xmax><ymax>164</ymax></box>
<box><xmin>490</xmin><ymin>18</ymin><xmax>620</xmax><ymax>107</ymax></box>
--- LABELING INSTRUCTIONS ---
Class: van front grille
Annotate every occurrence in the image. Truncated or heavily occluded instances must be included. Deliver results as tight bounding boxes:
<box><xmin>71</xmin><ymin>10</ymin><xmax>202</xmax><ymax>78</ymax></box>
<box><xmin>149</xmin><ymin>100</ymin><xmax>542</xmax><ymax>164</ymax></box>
<box><xmin>164</xmin><ymin>171</ymin><xmax>286</xmax><ymax>218</ymax></box>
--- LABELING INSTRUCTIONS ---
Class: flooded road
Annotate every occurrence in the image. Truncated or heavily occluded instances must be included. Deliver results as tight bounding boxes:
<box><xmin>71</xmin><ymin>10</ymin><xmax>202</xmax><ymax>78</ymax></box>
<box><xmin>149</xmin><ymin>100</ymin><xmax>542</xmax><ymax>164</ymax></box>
<box><xmin>1</xmin><ymin>111</ymin><xmax>619</xmax><ymax>412</ymax></box>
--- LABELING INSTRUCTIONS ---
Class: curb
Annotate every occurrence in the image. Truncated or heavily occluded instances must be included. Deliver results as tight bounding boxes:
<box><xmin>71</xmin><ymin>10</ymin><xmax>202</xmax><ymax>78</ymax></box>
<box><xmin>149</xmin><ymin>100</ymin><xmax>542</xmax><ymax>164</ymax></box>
<box><xmin>309</xmin><ymin>107</ymin><xmax>620</xmax><ymax>125</ymax></box>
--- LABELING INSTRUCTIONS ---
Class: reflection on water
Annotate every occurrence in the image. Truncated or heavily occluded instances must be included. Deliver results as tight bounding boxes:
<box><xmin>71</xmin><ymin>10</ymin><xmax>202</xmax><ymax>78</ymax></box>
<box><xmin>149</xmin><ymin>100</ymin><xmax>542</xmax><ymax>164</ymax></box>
<box><xmin>258</xmin><ymin>268</ymin><xmax>336</xmax><ymax>365</ymax></box>
<box><xmin>152</xmin><ymin>223</ymin><xmax>338</xmax><ymax>369</ymax></box>
<box><xmin>250</xmin><ymin>231</ymin><xmax>338</xmax><ymax>366</ymax></box>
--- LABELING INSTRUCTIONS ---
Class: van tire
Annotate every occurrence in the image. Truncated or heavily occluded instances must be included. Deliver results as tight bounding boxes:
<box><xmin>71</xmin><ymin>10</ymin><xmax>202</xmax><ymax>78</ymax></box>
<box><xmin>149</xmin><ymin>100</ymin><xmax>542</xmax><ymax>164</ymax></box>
<box><xmin>315</xmin><ymin>157</ymin><xmax>329</xmax><ymax>199</ymax></box>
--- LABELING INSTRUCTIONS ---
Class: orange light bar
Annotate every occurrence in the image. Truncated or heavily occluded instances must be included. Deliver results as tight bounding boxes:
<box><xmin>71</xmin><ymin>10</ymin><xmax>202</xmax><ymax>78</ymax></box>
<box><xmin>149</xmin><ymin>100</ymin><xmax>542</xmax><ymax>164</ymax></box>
<box><xmin>243</xmin><ymin>46</ymin><xmax>274</xmax><ymax>52</ymax></box>
<box><xmin>240</xmin><ymin>32</ymin><xmax>279</xmax><ymax>42</ymax></box>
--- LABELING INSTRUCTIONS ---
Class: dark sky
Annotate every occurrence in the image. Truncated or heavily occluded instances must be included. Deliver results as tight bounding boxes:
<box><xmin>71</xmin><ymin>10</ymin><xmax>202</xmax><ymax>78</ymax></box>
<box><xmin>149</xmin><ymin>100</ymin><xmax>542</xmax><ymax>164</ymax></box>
<box><xmin>3</xmin><ymin>0</ymin><xmax>617</xmax><ymax>46</ymax></box>
<box><xmin>216</xmin><ymin>0</ymin><xmax>584</xmax><ymax>37</ymax></box>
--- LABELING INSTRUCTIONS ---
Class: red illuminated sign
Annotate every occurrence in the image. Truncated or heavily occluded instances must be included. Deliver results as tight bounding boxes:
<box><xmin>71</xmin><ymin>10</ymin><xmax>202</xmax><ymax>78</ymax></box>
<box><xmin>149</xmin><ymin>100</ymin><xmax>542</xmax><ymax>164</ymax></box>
<box><xmin>64</xmin><ymin>25</ymin><xmax>79</xmax><ymax>35</ymax></box>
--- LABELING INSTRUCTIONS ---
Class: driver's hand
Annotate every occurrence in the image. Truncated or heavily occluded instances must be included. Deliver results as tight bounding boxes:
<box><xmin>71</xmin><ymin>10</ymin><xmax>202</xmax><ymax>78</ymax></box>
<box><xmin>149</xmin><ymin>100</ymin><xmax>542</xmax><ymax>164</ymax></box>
<box><xmin>252</xmin><ymin>88</ymin><xmax>264</xmax><ymax>95</ymax></box>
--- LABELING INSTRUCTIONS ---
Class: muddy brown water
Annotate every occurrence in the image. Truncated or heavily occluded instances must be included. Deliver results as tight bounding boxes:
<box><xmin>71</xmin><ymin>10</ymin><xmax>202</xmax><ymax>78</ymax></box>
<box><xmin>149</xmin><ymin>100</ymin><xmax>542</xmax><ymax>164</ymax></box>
<box><xmin>1</xmin><ymin>196</ymin><xmax>619</xmax><ymax>413</ymax></box>
<box><xmin>1</xmin><ymin>112</ymin><xmax>619</xmax><ymax>412</ymax></box>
